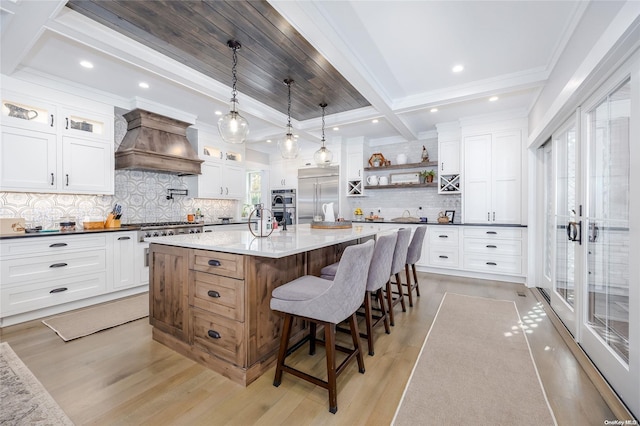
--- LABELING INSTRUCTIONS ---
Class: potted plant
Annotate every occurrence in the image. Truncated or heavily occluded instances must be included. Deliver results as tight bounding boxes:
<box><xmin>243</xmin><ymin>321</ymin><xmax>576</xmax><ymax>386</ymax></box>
<box><xmin>420</xmin><ymin>170</ymin><xmax>435</xmax><ymax>183</ymax></box>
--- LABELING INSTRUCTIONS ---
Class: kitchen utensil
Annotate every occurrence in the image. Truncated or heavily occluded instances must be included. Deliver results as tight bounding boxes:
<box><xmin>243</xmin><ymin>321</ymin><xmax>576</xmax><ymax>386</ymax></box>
<box><xmin>322</xmin><ymin>202</ymin><xmax>335</xmax><ymax>222</ymax></box>
<box><xmin>379</xmin><ymin>176</ymin><xmax>388</xmax><ymax>185</ymax></box>
<box><xmin>366</xmin><ymin>175</ymin><xmax>379</xmax><ymax>185</ymax></box>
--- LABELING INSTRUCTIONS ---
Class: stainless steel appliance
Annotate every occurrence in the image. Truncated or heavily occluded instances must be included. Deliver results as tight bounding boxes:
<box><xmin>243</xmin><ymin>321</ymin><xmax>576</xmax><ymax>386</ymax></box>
<box><xmin>297</xmin><ymin>166</ymin><xmax>339</xmax><ymax>223</ymax></box>
<box><xmin>130</xmin><ymin>221</ymin><xmax>204</xmax><ymax>268</ymax></box>
<box><xmin>271</xmin><ymin>189</ymin><xmax>296</xmax><ymax>226</ymax></box>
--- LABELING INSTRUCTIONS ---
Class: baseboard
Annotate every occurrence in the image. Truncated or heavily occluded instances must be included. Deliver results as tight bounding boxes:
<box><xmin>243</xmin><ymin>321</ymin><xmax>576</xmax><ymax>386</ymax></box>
<box><xmin>532</xmin><ymin>289</ymin><xmax>635</xmax><ymax>421</ymax></box>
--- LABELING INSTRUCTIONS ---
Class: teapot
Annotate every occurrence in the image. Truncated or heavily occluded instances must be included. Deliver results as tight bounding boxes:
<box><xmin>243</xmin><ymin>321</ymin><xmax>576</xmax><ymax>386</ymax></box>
<box><xmin>366</xmin><ymin>175</ymin><xmax>379</xmax><ymax>185</ymax></box>
<box><xmin>322</xmin><ymin>202</ymin><xmax>336</xmax><ymax>222</ymax></box>
<box><xmin>5</xmin><ymin>103</ymin><xmax>38</xmax><ymax>120</ymax></box>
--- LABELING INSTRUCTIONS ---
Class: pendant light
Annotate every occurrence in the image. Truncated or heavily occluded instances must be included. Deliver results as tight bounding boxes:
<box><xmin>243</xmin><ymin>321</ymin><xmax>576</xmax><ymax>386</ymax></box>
<box><xmin>278</xmin><ymin>79</ymin><xmax>299</xmax><ymax>159</ymax></box>
<box><xmin>218</xmin><ymin>40</ymin><xmax>249</xmax><ymax>144</ymax></box>
<box><xmin>313</xmin><ymin>102</ymin><xmax>333</xmax><ymax>166</ymax></box>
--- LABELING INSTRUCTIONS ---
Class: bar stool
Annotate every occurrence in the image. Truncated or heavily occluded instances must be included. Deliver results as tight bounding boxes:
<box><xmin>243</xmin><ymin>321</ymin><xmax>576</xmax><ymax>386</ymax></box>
<box><xmin>320</xmin><ymin>232</ymin><xmax>398</xmax><ymax>355</ymax></box>
<box><xmin>270</xmin><ymin>239</ymin><xmax>375</xmax><ymax>414</ymax></box>
<box><xmin>386</xmin><ymin>227</ymin><xmax>411</xmax><ymax>326</ymax></box>
<box><xmin>403</xmin><ymin>225</ymin><xmax>426</xmax><ymax>307</ymax></box>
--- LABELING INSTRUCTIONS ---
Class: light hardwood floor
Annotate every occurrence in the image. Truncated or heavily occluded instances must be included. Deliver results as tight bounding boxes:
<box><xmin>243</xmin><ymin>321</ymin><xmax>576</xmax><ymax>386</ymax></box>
<box><xmin>0</xmin><ymin>273</ymin><xmax>616</xmax><ymax>425</ymax></box>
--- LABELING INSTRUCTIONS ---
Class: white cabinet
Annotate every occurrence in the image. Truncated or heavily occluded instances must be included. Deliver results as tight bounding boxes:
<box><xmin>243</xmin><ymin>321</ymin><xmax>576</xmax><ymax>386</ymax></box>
<box><xmin>346</xmin><ymin>142</ymin><xmax>364</xmax><ymax>196</ymax></box>
<box><xmin>110</xmin><ymin>232</ymin><xmax>137</xmax><ymax>290</ymax></box>
<box><xmin>270</xmin><ymin>158</ymin><xmax>298</xmax><ymax>189</ymax></box>
<box><xmin>463</xmin><ymin>130</ymin><xmax>522</xmax><ymax>224</ymax></box>
<box><xmin>426</xmin><ymin>226</ymin><xmax>461</xmax><ymax>269</ymax></box>
<box><xmin>0</xmin><ymin>89</ymin><xmax>114</xmax><ymax>195</ymax></box>
<box><xmin>438</xmin><ymin>139</ymin><xmax>461</xmax><ymax>194</ymax></box>
<box><xmin>462</xmin><ymin>226</ymin><xmax>525</xmax><ymax>276</ymax></box>
<box><xmin>186</xmin><ymin>128</ymin><xmax>246</xmax><ymax>199</ymax></box>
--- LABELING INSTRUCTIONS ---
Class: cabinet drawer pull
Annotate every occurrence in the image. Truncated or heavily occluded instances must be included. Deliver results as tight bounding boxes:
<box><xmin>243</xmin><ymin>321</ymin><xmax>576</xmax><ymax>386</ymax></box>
<box><xmin>50</xmin><ymin>114</ymin><xmax>54</xmax><ymax>127</ymax></box>
<box><xmin>65</xmin><ymin>174</ymin><xmax>69</xmax><ymax>186</ymax></box>
<box><xmin>208</xmin><ymin>259</ymin><xmax>221</xmax><ymax>267</ymax></box>
<box><xmin>207</xmin><ymin>290</ymin><xmax>221</xmax><ymax>298</ymax></box>
<box><xmin>49</xmin><ymin>243</ymin><xmax>68</xmax><ymax>248</ymax></box>
<box><xmin>50</xmin><ymin>263</ymin><xmax>68</xmax><ymax>268</ymax></box>
<box><xmin>50</xmin><ymin>287</ymin><xmax>68</xmax><ymax>294</ymax></box>
<box><xmin>438</xmin><ymin>235</ymin><xmax>448</xmax><ymax>238</ymax></box>
<box><xmin>486</xmin><ymin>262</ymin><xmax>497</xmax><ymax>266</ymax></box>
<box><xmin>65</xmin><ymin>117</ymin><xmax>69</xmax><ymax>129</ymax></box>
<box><xmin>204</xmin><ymin>229</ymin><xmax>213</xmax><ymax>232</ymax></box>
<box><xmin>486</xmin><ymin>245</ymin><xmax>497</xmax><ymax>248</ymax></box>
<box><xmin>117</xmin><ymin>236</ymin><xmax>131</xmax><ymax>240</ymax></box>
<box><xmin>207</xmin><ymin>330</ymin><xmax>221</xmax><ymax>339</ymax></box>
<box><xmin>486</xmin><ymin>231</ymin><xmax>497</xmax><ymax>235</ymax></box>
<box><xmin>439</xmin><ymin>255</ymin><xmax>449</xmax><ymax>259</ymax></box>
<box><xmin>50</xmin><ymin>172</ymin><xmax>55</xmax><ymax>186</ymax></box>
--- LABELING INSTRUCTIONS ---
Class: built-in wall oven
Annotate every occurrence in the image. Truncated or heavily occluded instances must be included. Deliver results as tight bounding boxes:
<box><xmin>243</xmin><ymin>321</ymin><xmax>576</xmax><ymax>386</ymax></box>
<box><xmin>271</xmin><ymin>189</ymin><xmax>296</xmax><ymax>225</ymax></box>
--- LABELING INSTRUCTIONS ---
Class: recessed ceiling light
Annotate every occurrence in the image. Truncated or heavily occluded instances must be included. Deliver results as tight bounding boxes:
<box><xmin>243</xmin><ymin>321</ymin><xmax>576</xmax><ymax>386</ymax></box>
<box><xmin>333</xmin><ymin>127</ymin><xmax>339</xmax><ymax>131</ymax></box>
<box><xmin>489</xmin><ymin>96</ymin><xmax>499</xmax><ymax>102</ymax></box>
<box><xmin>80</xmin><ymin>60</ymin><xmax>94</xmax><ymax>69</ymax></box>
<box><xmin>430</xmin><ymin>108</ymin><xmax>438</xmax><ymax>113</ymax></box>
<box><xmin>138</xmin><ymin>82</ymin><xmax>149</xmax><ymax>89</ymax></box>
<box><xmin>294</xmin><ymin>134</ymin><xmax>299</xmax><ymax>138</ymax></box>
<box><xmin>266</xmin><ymin>139</ymin><xmax>272</xmax><ymax>143</ymax></box>
<box><xmin>214</xmin><ymin>111</ymin><xmax>222</xmax><ymax>116</ymax></box>
<box><xmin>452</xmin><ymin>64</ymin><xmax>464</xmax><ymax>73</ymax></box>
<box><xmin>372</xmin><ymin>119</ymin><xmax>379</xmax><ymax>124</ymax></box>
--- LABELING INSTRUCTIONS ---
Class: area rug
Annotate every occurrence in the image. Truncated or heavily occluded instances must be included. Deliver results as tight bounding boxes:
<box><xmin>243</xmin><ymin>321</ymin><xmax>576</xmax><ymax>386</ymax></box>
<box><xmin>42</xmin><ymin>293</ymin><xmax>148</xmax><ymax>341</ymax></box>
<box><xmin>0</xmin><ymin>342</ymin><xmax>74</xmax><ymax>425</ymax></box>
<box><xmin>392</xmin><ymin>293</ymin><xmax>556</xmax><ymax>426</ymax></box>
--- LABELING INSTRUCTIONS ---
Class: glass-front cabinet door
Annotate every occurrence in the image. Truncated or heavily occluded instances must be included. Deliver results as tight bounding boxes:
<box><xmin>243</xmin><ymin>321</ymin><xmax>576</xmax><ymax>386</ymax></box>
<box><xmin>1</xmin><ymin>92</ymin><xmax>56</xmax><ymax>133</ymax></box>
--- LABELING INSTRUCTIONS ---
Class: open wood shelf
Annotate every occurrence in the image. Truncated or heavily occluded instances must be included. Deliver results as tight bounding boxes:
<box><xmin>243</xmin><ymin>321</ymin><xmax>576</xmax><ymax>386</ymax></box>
<box><xmin>364</xmin><ymin>161</ymin><xmax>437</xmax><ymax>171</ymax></box>
<box><xmin>365</xmin><ymin>182</ymin><xmax>437</xmax><ymax>190</ymax></box>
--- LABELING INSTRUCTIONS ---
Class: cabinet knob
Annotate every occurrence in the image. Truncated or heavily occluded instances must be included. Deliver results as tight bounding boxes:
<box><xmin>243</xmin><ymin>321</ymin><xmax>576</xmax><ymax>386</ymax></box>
<box><xmin>207</xmin><ymin>290</ymin><xmax>221</xmax><ymax>298</ymax></box>
<box><xmin>207</xmin><ymin>330</ymin><xmax>221</xmax><ymax>339</ymax></box>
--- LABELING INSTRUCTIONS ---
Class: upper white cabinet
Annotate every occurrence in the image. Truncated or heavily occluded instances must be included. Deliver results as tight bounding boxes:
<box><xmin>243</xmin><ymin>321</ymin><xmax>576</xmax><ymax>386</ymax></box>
<box><xmin>439</xmin><ymin>139</ymin><xmax>460</xmax><ymax>175</ymax></box>
<box><xmin>0</xmin><ymin>86</ymin><xmax>114</xmax><ymax>195</ymax></box>
<box><xmin>463</xmin><ymin>129</ymin><xmax>522</xmax><ymax>224</ymax></box>
<box><xmin>269</xmin><ymin>157</ymin><xmax>298</xmax><ymax>189</ymax></box>
<box><xmin>346</xmin><ymin>141</ymin><xmax>364</xmax><ymax>196</ymax></box>
<box><xmin>186</xmin><ymin>127</ymin><xmax>245</xmax><ymax>199</ymax></box>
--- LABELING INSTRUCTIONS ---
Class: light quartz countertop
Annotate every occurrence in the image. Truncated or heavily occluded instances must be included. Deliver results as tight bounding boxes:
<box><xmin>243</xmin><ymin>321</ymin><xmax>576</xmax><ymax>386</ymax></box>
<box><xmin>145</xmin><ymin>223</ymin><xmax>394</xmax><ymax>258</ymax></box>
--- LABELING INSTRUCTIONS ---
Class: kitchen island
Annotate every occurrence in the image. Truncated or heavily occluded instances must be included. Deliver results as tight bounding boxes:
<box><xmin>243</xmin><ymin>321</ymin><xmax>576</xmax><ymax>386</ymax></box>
<box><xmin>145</xmin><ymin>223</ymin><xmax>388</xmax><ymax>385</ymax></box>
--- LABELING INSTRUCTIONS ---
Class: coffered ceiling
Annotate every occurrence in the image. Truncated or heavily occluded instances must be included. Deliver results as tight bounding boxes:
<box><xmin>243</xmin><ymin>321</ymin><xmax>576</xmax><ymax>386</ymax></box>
<box><xmin>0</xmin><ymin>0</ymin><xmax>586</xmax><ymax>154</ymax></box>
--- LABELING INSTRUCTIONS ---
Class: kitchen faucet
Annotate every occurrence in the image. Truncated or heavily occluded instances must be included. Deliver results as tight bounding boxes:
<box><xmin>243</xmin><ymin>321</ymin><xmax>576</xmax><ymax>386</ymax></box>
<box><xmin>272</xmin><ymin>195</ymin><xmax>288</xmax><ymax>231</ymax></box>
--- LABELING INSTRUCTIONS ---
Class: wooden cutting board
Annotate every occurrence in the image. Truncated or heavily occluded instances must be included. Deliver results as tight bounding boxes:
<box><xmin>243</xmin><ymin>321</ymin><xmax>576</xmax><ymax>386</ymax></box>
<box><xmin>310</xmin><ymin>221</ymin><xmax>353</xmax><ymax>229</ymax></box>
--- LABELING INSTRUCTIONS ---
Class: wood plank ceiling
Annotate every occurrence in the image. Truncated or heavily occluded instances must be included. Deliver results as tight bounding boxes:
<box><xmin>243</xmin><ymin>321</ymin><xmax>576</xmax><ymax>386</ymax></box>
<box><xmin>66</xmin><ymin>0</ymin><xmax>370</xmax><ymax>121</ymax></box>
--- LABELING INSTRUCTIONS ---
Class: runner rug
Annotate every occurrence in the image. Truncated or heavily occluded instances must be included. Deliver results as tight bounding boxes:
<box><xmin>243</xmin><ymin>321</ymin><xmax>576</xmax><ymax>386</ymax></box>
<box><xmin>392</xmin><ymin>293</ymin><xmax>556</xmax><ymax>426</ymax></box>
<box><xmin>0</xmin><ymin>342</ymin><xmax>73</xmax><ymax>425</ymax></box>
<box><xmin>42</xmin><ymin>293</ymin><xmax>148</xmax><ymax>341</ymax></box>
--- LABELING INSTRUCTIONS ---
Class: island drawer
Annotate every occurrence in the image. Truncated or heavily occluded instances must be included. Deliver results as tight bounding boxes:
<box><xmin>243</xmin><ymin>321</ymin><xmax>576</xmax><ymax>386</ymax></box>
<box><xmin>191</xmin><ymin>309</ymin><xmax>245</xmax><ymax>366</ymax></box>
<box><xmin>190</xmin><ymin>271</ymin><xmax>244</xmax><ymax>321</ymax></box>
<box><xmin>190</xmin><ymin>250</ymin><xmax>244</xmax><ymax>279</ymax></box>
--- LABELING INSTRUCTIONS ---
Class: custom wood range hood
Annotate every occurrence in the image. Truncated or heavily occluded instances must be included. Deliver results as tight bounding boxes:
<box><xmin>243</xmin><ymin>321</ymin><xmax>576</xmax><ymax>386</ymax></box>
<box><xmin>115</xmin><ymin>109</ymin><xmax>203</xmax><ymax>175</ymax></box>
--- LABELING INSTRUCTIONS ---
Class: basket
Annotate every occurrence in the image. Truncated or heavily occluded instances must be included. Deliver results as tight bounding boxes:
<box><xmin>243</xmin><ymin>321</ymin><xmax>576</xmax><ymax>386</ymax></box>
<box><xmin>83</xmin><ymin>221</ymin><xmax>105</xmax><ymax>229</ymax></box>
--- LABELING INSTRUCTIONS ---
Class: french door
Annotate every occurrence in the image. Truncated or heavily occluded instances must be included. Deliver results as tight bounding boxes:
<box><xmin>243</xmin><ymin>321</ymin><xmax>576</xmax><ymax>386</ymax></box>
<box><xmin>539</xmin><ymin>68</ymin><xmax>638</xmax><ymax>416</ymax></box>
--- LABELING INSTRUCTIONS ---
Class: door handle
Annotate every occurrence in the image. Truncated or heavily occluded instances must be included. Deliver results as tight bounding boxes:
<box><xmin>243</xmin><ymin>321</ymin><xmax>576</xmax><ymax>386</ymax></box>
<box><xmin>567</xmin><ymin>221</ymin><xmax>582</xmax><ymax>245</ymax></box>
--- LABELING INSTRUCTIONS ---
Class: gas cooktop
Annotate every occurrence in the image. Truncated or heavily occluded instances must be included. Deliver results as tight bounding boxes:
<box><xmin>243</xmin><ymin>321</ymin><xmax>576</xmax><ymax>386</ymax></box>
<box><xmin>125</xmin><ymin>221</ymin><xmax>201</xmax><ymax>230</ymax></box>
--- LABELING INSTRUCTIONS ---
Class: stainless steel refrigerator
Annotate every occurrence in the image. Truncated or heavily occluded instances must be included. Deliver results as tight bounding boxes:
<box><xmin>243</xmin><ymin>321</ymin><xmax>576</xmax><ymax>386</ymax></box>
<box><xmin>297</xmin><ymin>166</ymin><xmax>339</xmax><ymax>223</ymax></box>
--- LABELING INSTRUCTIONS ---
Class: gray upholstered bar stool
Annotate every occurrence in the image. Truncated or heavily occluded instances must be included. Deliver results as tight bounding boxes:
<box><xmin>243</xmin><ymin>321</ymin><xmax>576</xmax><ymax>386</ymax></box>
<box><xmin>386</xmin><ymin>227</ymin><xmax>411</xmax><ymax>327</ymax></box>
<box><xmin>270</xmin><ymin>239</ymin><xmax>375</xmax><ymax>414</ymax></box>
<box><xmin>320</xmin><ymin>232</ymin><xmax>398</xmax><ymax>356</ymax></box>
<box><xmin>403</xmin><ymin>225</ymin><xmax>427</xmax><ymax>307</ymax></box>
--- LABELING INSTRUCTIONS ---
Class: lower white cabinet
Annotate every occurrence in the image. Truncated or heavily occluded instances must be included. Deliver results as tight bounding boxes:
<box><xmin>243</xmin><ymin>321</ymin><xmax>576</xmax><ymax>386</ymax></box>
<box><xmin>426</xmin><ymin>226</ymin><xmax>461</xmax><ymax>269</ymax></box>
<box><xmin>0</xmin><ymin>231</ymin><xmax>147</xmax><ymax>325</ymax></box>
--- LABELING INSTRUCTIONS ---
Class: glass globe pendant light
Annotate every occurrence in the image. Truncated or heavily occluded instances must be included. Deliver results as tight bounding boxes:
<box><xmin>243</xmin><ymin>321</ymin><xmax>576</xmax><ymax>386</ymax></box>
<box><xmin>278</xmin><ymin>79</ymin><xmax>299</xmax><ymax>159</ymax></box>
<box><xmin>313</xmin><ymin>102</ymin><xmax>333</xmax><ymax>166</ymax></box>
<box><xmin>218</xmin><ymin>40</ymin><xmax>249</xmax><ymax>144</ymax></box>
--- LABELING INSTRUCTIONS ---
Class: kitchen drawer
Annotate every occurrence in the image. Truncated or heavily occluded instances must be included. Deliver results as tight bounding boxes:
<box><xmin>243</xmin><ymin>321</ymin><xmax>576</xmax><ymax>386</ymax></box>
<box><xmin>190</xmin><ymin>270</ymin><xmax>244</xmax><ymax>321</ymax></box>
<box><xmin>1</xmin><ymin>272</ymin><xmax>106</xmax><ymax>316</ymax></box>
<box><xmin>1</xmin><ymin>234</ymin><xmax>106</xmax><ymax>257</ymax></box>
<box><xmin>463</xmin><ymin>254</ymin><xmax>522</xmax><ymax>275</ymax></box>
<box><xmin>463</xmin><ymin>227</ymin><xmax>523</xmax><ymax>239</ymax></box>
<box><xmin>1</xmin><ymin>249</ymin><xmax>106</xmax><ymax>286</ymax></box>
<box><xmin>191</xmin><ymin>309</ymin><xmax>245</xmax><ymax>366</ymax></box>
<box><xmin>428</xmin><ymin>247</ymin><xmax>460</xmax><ymax>268</ymax></box>
<box><xmin>428</xmin><ymin>227</ymin><xmax>459</xmax><ymax>246</ymax></box>
<box><xmin>190</xmin><ymin>249</ymin><xmax>244</xmax><ymax>279</ymax></box>
<box><xmin>463</xmin><ymin>238</ymin><xmax>522</xmax><ymax>256</ymax></box>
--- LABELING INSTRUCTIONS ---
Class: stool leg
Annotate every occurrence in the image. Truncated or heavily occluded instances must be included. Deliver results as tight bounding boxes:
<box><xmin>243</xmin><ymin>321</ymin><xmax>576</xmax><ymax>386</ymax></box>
<box><xmin>412</xmin><ymin>264</ymin><xmax>420</xmax><ymax>297</ymax></box>
<box><xmin>377</xmin><ymin>288</ymin><xmax>391</xmax><ymax>334</ymax></box>
<box><xmin>348</xmin><ymin>312</ymin><xmax>365</xmax><ymax>373</ymax></box>
<box><xmin>309</xmin><ymin>322</ymin><xmax>317</xmax><ymax>355</ymax></box>
<box><xmin>395</xmin><ymin>272</ymin><xmax>407</xmax><ymax>312</ymax></box>
<box><xmin>364</xmin><ymin>291</ymin><xmax>374</xmax><ymax>355</ymax></box>
<box><xmin>325</xmin><ymin>322</ymin><xmax>338</xmax><ymax>414</ymax></box>
<box><xmin>386</xmin><ymin>280</ymin><xmax>395</xmax><ymax>327</ymax></box>
<box><xmin>405</xmin><ymin>264</ymin><xmax>414</xmax><ymax>307</ymax></box>
<box><xmin>274</xmin><ymin>314</ymin><xmax>293</xmax><ymax>387</ymax></box>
